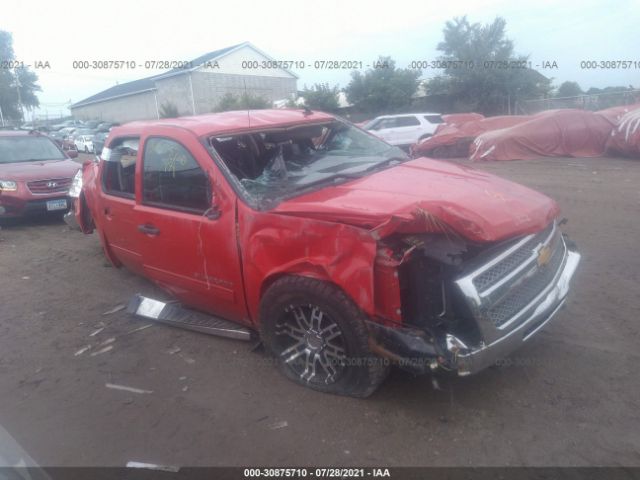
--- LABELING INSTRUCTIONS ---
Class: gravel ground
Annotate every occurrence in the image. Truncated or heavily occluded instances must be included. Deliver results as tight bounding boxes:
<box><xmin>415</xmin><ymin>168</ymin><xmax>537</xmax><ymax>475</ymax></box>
<box><xmin>0</xmin><ymin>155</ymin><xmax>639</xmax><ymax>467</ymax></box>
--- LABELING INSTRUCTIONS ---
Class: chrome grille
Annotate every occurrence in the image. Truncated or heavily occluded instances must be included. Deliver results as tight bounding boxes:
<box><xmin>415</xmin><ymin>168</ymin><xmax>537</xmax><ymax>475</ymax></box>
<box><xmin>454</xmin><ymin>221</ymin><xmax>570</xmax><ymax>343</ymax></box>
<box><xmin>485</xmin><ymin>236</ymin><xmax>565</xmax><ymax>327</ymax></box>
<box><xmin>27</xmin><ymin>177</ymin><xmax>73</xmax><ymax>195</ymax></box>
<box><xmin>473</xmin><ymin>223</ymin><xmax>553</xmax><ymax>293</ymax></box>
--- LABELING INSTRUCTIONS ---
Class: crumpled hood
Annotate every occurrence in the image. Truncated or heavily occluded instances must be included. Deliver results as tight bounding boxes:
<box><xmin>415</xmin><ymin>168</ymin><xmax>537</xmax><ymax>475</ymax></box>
<box><xmin>0</xmin><ymin>159</ymin><xmax>80</xmax><ymax>182</ymax></box>
<box><xmin>273</xmin><ymin>158</ymin><xmax>559</xmax><ymax>243</ymax></box>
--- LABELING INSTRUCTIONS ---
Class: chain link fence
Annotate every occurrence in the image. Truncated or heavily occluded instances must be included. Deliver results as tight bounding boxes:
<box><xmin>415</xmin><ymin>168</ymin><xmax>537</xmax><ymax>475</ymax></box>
<box><xmin>516</xmin><ymin>89</ymin><xmax>640</xmax><ymax>115</ymax></box>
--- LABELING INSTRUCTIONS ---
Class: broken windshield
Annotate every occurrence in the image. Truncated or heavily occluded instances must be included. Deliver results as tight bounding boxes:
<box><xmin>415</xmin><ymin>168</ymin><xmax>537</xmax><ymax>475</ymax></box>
<box><xmin>205</xmin><ymin>119</ymin><xmax>408</xmax><ymax>208</ymax></box>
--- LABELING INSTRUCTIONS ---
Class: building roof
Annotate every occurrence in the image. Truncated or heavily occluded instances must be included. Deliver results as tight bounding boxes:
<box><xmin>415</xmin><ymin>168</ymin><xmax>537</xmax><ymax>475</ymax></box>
<box><xmin>71</xmin><ymin>43</ymin><xmax>246</xmax><ymax>109</ymax></box>
<box><xmin>109</xmin><ymin>109</ymin><xmax>336</xmax><ymax>138</ymax></box>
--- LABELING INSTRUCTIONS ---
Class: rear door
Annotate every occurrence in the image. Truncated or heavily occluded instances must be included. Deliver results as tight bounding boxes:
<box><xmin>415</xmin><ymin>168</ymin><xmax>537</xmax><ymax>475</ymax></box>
<box><xmin>135</xmin><ymin>128</ymin><xmax>248</xmax><ymax>323</ymax></box>
<box><xmin>392</xmin><ymin>115</ymin><xmax>423</xmax><ymax>144</ymax></box>
<box><xmin>422</xmin><ymin>114</ymin><xmax>444</xmax><ymax>136</ymax></box>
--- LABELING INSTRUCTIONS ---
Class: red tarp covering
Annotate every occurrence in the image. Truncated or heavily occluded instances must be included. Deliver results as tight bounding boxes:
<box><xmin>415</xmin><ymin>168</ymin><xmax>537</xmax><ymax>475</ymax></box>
<box><xmin>596</xmin><ymin>103</ymin><xmax>640</xmax><ymax>124</ymax></box>
<box><xmin>412</xmin><ymin>115</ymin><xmax>529</xmax><ymax>157</ymax></box>
<box><xmin>433</xmin><ymin>112</ymin><xmax>484</xmax><ymax>136</ymax></box>
<box><xmin>469</xmin><ymin>109</ymin><xmax>616</xmax><ymax>161</ymax></box>
<box><xmin>441</xmin><ymin>112</ymin><xmax>485</xmax><ymax>126</ymax></box>
<box><xmin>606</xmin><ymin>108</ymin><xmax>640</xmax><ymax>158</ymax></box>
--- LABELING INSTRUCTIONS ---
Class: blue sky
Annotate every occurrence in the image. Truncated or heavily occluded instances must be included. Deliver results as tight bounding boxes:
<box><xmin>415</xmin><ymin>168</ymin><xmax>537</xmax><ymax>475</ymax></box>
<box><xmin>2</xmin><ymin>0</ymin><xmax>639</xmax><ymax>117</ymax></box>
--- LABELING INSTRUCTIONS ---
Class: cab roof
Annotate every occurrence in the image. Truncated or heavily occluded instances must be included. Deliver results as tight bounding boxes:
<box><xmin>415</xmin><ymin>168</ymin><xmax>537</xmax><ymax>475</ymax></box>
<box><xmin>110</xmin><ymin>109</ymin><xmax>337</xmax><ymax>138</ymax></box>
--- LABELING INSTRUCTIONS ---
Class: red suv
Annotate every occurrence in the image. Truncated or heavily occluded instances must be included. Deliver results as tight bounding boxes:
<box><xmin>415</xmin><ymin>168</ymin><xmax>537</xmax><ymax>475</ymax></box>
<box><xmin>67</xmin><ymin>110</ymin><xmax>580</xmax><ymax>396</ymax></box>
<box><xmin>0</xmin><ymin>131</ymin><xmax>80</xmax><ymax>218</ymax></box>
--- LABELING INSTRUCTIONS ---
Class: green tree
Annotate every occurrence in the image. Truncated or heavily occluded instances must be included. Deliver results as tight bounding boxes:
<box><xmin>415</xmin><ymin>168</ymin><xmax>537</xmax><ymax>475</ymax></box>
<box><xmin>159</xmin><ymin>101</ymin><xmax>180</xmax><ymax>118</ymax></box>
<box><xmin>300</xmin><ymin>83</ymin><xmax>340</xmax><ymax>112</ymax></box>
<box><xmin>213</xmin><ymin>92</ymin><xmax>270</xmax><ymax>112</ymax></box>
<box><xmin>0</xmin><ymin>31</ymin><xmax>41</xmax><ymax>123</ymax></box>
<box><xmin>556</xmin><ymin>81</ymin><xmax>582</xmax><ymax>97</ymax></box>
<box><xmin>427</xmin><ymin>17</ymin><xmax>551</xmax><ymax>115</ymax></box>
<box><xmin>345</xmin><ymin>56</ymin><xmax>420</xmax><ymax>114</ymax></box>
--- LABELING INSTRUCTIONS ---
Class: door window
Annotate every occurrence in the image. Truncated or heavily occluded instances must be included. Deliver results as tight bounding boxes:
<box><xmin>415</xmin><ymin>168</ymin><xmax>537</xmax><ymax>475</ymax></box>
<box><xmin>424</xmin><ymin>115</ymin><xmax>444</xmax><ymax>124</ymax></box>
<box><xmin>393</xmin><ymin>116</ymin><xmax>420</xmax><ymax>127</ymax></box>
<box><xmin>102</xmin><ymin>137</ymin><xmax>139</xmax><ymax>198</ymax></box>
<box><xmin>142</xmin><ymin>137</ymin><xmax>210</xmax><ymax>214</ymax></box>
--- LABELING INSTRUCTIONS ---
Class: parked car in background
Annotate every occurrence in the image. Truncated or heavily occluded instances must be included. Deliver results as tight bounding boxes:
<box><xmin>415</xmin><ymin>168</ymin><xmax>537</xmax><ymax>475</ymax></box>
<box><xmin>92</xmin><ymin>131</ymin><xmax>109</xmax><ymax>155</ymax></box>
<box><xmin>0</xmin><ymin>131</ymin><xmax>80</xmax><ymax>218</ymax></box>
<box><xmin>66</xmin><ymin>109</ymin><xmax>580</xmax><ymax>397</ymax></box>
<box><xmin>97</xmin><ymin>122</ymin><xmax>118</xmax><ymax>131</ymax></box>
<box><xmin>58</xmin><ymin>128</ymin><xmax>78</xmax><ymax>151</ymax></box>
<box><xmin>363</xmin><ymin>113</ymin><xmax>444</xmax><ymax>148</ymax></box>
<box><xmin>47</xmin><ymin>130</ymin><xmax>65</xmax><ymax>148</ymax></box>
<box><xmin>51</xmin><ymin>120</ymin><xmax>84</xmax><ymax>131</ymax></box>
<box><xmin>74</xmin><ymin>132</ymin><xmax>96</xmax><ymax>153</ymax></box>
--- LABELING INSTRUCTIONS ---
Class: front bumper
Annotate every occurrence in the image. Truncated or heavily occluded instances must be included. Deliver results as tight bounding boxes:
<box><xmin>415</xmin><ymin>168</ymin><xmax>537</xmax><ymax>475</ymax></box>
<box><xmin>451</xmin><ymin>248</ymin><xmax>580</xmax><ymax>375</ymax></box>
<box><xmin>0</xmin><ymin>194</ymin><xmax>70</xmax><ymax>217</ymax></box>
<box><xmin>369</xmin><ymin>228</ymin><xmax>581</xmax><ymax>376</ymax></box>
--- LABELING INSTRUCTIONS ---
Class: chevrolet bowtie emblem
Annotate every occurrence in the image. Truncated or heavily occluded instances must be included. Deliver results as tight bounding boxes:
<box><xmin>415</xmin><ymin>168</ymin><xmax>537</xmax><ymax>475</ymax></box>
<box><xmin>537</xmin><ymin>244</ymin><xmax>552</xmax><ymax>267</ymax></box>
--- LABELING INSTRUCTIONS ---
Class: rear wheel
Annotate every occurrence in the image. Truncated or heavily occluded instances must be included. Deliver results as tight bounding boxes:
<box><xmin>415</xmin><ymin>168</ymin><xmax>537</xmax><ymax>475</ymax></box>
<box><xmin>260</xmin><ymin>276</ymin><xmax>389</xmax><ymax>397</ymax></box>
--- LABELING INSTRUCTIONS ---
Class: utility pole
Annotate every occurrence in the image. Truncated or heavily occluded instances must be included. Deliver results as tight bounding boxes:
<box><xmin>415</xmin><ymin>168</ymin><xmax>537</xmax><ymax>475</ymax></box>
<box><xmin>14</xmin><ymin>68</ymin><xmax>24</xmax><ymax>123</ymax></box>
<box><xmin>0</xmin><ymin>105</ymin><xmax>5</xmax><ymax>127</ymax></box>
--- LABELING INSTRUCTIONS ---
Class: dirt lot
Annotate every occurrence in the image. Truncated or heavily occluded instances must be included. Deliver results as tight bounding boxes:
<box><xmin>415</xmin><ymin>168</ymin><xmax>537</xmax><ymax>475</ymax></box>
<box><xmin>0</xmin><ymin>155</ymin><xmax>639</xmax><ymax>467</ymax></box>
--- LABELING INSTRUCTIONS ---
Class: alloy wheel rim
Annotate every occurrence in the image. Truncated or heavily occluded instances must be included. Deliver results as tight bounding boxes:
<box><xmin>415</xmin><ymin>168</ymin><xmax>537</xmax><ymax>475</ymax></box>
<box><xmin>275</xmin><ymin>304</ymin><xmax>347</xmax><ymax>385</ymax></box>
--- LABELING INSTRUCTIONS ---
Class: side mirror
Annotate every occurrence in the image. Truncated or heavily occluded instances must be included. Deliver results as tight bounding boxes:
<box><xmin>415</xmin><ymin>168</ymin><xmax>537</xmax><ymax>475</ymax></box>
<box><xmin>66</xmin><ymin>149</ymin><xmax>78</xmax><ymax>159</ymax></box>
<box><xmin>205</xmin><ymin>206</ymin><xmax>221</xmax><ymax>220</ymax></box>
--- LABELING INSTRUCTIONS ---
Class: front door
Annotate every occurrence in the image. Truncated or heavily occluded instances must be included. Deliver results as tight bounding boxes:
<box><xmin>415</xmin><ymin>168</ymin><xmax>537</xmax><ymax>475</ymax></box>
<box><xmin>135</xmin><ymin>129</ymin><xmax>248</xmax><ymax>324</ymax></box>
<box><xmin>97</xmin><ymin>136</ymin><xmax>143</xmax><ymax>273</ymax></box>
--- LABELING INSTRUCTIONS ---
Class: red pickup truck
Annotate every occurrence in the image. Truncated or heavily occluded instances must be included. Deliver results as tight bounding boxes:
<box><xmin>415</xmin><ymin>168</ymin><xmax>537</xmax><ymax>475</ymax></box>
<box><xmin>66</xmin><ymin>109</ymin><xmax>580</xmax><ymax>397</ymax></box>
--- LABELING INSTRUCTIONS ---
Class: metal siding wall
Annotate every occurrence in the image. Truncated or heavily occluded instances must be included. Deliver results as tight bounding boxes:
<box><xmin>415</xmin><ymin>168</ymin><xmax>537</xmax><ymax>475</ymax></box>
<box><xmin>71</xmin><ymin>91</ymin><xmax>158</xmax><ymax>123</ymax></box>
<box><xmin>191</xmin><ymin>72</ymin><xmax>297</xmax><ymax>113</ymax></box>
<box><xmin>71</xmin><ymin>73</ymin><xmax>297</xmax><ymax>121</ymax></box>
<box><xmin>154</xmin><ymin>76</ymin><xmax>194</xmax><ymax>115</ymax></box>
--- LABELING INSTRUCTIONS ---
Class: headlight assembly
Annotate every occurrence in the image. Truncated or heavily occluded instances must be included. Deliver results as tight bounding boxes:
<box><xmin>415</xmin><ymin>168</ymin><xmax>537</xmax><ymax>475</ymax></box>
<box><xmin>0</xmin><ymin>180</ymin><xmax>18</xmax><ymax>191</ymax></box>
<box><xmin>68</xmin><ymin>170</ymin><xmax>83</xmax><ymax>198</ymax></box>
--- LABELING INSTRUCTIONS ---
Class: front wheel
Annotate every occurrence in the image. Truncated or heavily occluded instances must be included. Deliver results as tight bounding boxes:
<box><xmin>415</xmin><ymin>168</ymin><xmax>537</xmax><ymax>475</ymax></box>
<box><xmin>260</xmin><ymin>276</ymin><xmax>389</xmax><ymax>397</ymax></box>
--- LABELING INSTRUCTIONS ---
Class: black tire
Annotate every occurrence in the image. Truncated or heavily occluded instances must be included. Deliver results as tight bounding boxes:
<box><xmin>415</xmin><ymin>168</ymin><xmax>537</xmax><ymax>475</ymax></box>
<box><xmin>260</xmin><ymin>276</ymin><xmax>389</xmax><ymax>397</ymax></box>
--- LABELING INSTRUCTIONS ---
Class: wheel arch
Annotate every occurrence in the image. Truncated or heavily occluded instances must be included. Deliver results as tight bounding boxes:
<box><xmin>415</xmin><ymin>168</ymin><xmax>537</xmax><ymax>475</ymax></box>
<box><xmin>258</xmin><ymin>267</ymin><xmax>358</xmax><ymax>326</ymax></box>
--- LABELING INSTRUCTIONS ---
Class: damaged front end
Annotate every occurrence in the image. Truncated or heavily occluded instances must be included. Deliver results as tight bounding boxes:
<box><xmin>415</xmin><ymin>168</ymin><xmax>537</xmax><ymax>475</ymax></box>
<box><xmin>368</xmin><ymin>221</ymin><xmax>580</xmax><ymax>376</ymax></box>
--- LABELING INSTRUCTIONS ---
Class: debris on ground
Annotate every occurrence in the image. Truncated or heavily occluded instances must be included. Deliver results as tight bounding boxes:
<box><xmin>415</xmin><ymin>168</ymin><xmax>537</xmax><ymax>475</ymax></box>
<box><xmin>126</xmin><ymin>324</ymin><xmax>153</xmax><ymax>335</ymax></box>
<box><xmin>90</xmin><ymin>345</ymin><xmax>113</xmax><ymax>356</ymax></box>
<box><xmin>106</xmin><ymin>383</ymin><xmax>154</xmax><ymax>395</ymax></box>
<box><xmin>74</xmin><ymin>345</ymin><xmax>92</xmax><ymax>357</ymax></box>
<box><xmin>89</xmin><ymin>327</ymin><xmax>104</xmax><ymax>337</ymax></box>
<box><xmin>126</xmin><ymin>461</ymin><xmax>179</xmax><ymax>472</ymax></box>
<box><xmin>269</xmin><ymin>420</ymin><xmax>288</xmax><ymax>430</ymax></box>
<box><xmin>167</xmin><ymin>346</ymin><xmax>181</xmax><ymax>355</ymax></box>
<box><xmin>181</xmin><ymin>355</ymin><xmax>195</xmax><ymax>364</ymax></box>
<box><xmin>102</xmin><ymin>304</ymin><xmax>126</xmax><ymax>316</ymax></box>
